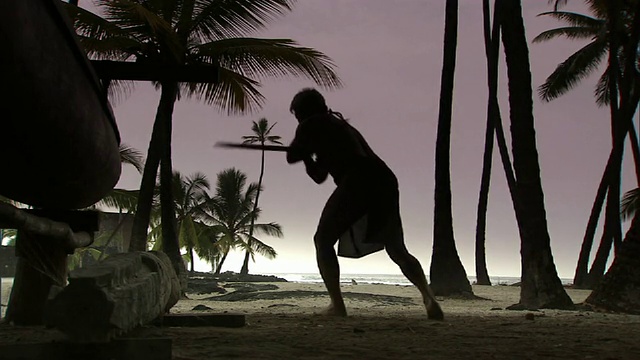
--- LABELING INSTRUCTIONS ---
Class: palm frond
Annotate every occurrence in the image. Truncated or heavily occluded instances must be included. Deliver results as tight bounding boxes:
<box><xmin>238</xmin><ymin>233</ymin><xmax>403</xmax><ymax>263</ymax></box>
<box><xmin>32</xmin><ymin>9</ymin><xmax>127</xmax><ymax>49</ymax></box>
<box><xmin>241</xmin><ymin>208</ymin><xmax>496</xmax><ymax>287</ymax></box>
<box><xmin>63</xmin><ymin>3</ymin><xmax>141</xmax><ymax>60</ymax></box>
<box><xmin>95</xmin><ymin>188</ymin><xmax>140</xmax><ymax>211</ymax></box>
<box><xmin>246</xmin><ymin>236</ymin><xmax>277</xmax><ymax>259</ymax></box>
<box><xmin>538</xmin><ymin>38</ymin><xmax>608</xmax><ymax>101</ymax></box>
<box><xmin>537</xmin><ymin>11</ymin><xmax>604</xmax><ymax>29</ymax></box>
<box><xmin>194</xmin><ymin>38</ymin><xmax>342</xmax><ymax>89</ymax></box>
<box><xmin>97</xmin><ymin>0</ymin><xmax>186</xmax><ymax>62</ymax></box>
<box><xmin>183</xmin><ymin>67</ymin><xmax>264</xmax><ymax>114</ymax></box>
<box><xmin>533</xmin><ymin>26</ymin><xmax>601</xmax><ymax>43</ymax></box>
<box><xmin>119</xmin><ymin>144</ymin><xmax>145</xmax><ymax>173</ymax></box>
<box><xmin>252</xmin><ymin>222</ymin><xmax>284</xmax><ymax>238</ymax></box>
<box><xmin>105</xmin><ymin>79</ymin><xmax>136</xmax><ymax>105</ymax></box>
<box><xmin>594</xmin><ymin>69</ymin><xmax>611</xmax><ymax>106</ymax></box>
<box><xmin>190</xmin><ymin>0</ymin><xmax>295</xmax><ymax>42</ymax></box>
<box><xmin>621</xmin><ymin>188</ymin><xmax>640</xmax><ymax>221</ymax></box>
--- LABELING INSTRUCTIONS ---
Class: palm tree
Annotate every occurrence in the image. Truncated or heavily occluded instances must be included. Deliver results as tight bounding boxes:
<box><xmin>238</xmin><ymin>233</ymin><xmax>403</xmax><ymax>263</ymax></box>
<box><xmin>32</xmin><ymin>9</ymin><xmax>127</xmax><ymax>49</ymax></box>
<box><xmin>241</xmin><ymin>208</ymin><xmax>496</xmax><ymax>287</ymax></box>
<box><xmin>64</xmin><ymin>0</ymin><xmax>341</xmax><ymax>281</ymax></box>
<box><xmin>172</xmin><ymin>171</ymin><xmax>211</xmax><ymax>273</ymax></box>
<box><xmin>200</xmin><ymin>168</ymin><xmax>282</xmax><ymax>274</ymax></box>
<box><xmin>500</xmin><ymin>0</ymin><xmax>573</xmax><ymax>309</ymax></box>
<box><xmin>586</xmin><ymin>184</ymin><xmax>640</xmax><ymax>314</ymax></box>
<box><xmin>430</xmin><ymin>0</ymin><xmax>473</xmax><ymax>296</ymax></box>
<box><xmin>239</xmin><ymin>118</ymin><xmax>282</xmax><ymax>275</ymax></box>
<box><xmin>534</xmin><ymin>0</ymin><xmax>640</xmax><ymax>288</ymax></box>
<box><xmin>533</xmin><ymin>1</ymin><xmax>608</xmax><ymax>104</ymax></box>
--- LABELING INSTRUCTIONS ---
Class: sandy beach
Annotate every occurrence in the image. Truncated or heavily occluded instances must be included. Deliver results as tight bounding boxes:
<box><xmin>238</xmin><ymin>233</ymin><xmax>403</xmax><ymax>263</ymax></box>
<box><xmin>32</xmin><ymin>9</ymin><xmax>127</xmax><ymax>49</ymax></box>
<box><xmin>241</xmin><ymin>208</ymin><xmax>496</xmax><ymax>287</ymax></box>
<box><xmin>2</xmin><ymin>279</ymin><xmax>640</xmax><ymax>359</ymax></box>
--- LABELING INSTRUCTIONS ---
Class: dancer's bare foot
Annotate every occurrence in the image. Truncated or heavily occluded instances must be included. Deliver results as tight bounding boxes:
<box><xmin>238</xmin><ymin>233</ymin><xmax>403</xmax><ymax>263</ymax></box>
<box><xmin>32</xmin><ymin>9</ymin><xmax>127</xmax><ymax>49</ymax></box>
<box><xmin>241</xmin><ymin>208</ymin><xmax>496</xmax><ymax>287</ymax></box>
<box><xmin>318</xmin><ymin>303</ymin><xmax>347</xmax><ymax>317</ymax></box>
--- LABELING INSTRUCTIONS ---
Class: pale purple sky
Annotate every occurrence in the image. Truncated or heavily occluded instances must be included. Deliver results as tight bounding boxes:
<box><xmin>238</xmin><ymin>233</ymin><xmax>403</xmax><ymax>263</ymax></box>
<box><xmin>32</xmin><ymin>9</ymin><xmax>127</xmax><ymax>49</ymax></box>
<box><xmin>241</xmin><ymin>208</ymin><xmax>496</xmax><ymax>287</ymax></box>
<box><xmin>85</xmin><ymin>1</ymin><xmax>632</xmax><ymax>277</ymax></box>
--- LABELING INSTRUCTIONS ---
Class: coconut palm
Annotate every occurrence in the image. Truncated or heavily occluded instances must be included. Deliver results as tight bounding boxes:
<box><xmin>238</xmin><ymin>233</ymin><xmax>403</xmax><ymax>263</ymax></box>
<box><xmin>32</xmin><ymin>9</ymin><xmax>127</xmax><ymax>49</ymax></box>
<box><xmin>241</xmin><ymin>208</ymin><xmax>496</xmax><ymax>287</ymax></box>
<box><xmin>586</xmin><ymin>183</ymin><xmax>640</xmax><ymax>314</ymax></box>
<box><xmin>173</xmin><ymin>171</ymin><xmax>211</xmax><ymax>273</ymax></box>
<box><xmin>501</xmin><ymin>0</ymin><xmax>573</xmax><ymax>309</ymax></box>
<box><xmin>64</xmin><ymin>0</ymin><xmax>341</xmax><ymax>279</ymax></box>
<box><xmin>533</xmin><ymin>0</ymin><xmax>609</xmax><ymax>104</ymax></box>
<box><xmin>534</xmin><ymin>0</ymin><xmax>640</xmax><ymax>288</ymax></box>
<box><xmin>239</xmin><ymin>118</ymin><xmax>282</xmax><ymax>275</ymax></box>
<box><xmin>200</xmin><ymin>168</ymin><xmax>282</xmax><ymax>275</ymax></box>
<box><xmin>430</xmin><ymin>0</ymin><xmax>473</xmax><ymax>296</ymax></box>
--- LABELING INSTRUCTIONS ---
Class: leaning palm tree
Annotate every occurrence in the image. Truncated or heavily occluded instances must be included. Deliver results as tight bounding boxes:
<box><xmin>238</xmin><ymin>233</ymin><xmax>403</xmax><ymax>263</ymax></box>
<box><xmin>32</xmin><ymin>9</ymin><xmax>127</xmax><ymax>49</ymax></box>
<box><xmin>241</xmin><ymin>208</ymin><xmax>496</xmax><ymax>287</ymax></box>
<box><xmin>239</xmin><ymin>118</ymin><xmax>282</xmax><ymax>275</ymax></box>
<box><xmin>200</xmin><ymin>168</ymin><xmax>282</xmax><ymax>275</ymax></box>
<box><xmin>535</xmin><ymin>0</ymin><xmax>640</xmax><ymax>288</ymax></box>
<box><xmin>586</xmin><ymin>184</ymin><xmax>640</xmax><ymax>314</ymax></box>
<box><xmin>64</xmin><ymin>0</ymin><xmax>341</xmax><ymax>280</ymax></box>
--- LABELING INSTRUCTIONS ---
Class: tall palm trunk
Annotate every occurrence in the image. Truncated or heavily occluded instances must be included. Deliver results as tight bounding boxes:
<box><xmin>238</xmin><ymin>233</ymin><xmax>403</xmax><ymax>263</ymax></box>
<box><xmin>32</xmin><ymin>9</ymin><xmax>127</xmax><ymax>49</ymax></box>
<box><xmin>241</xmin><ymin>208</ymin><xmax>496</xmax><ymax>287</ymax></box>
<box><xmin>573</xmin><ymin>167</ymin><xmax>608</xmax><ymax>288</ymax></box>
<box><xmin>215</xmin><ymin>250</ymin><xmax>230</xmax><ymax>275</ymax></box>
<box><xmin>583</xmin><ymin>0</ymin><xmax>627</xmax><ymax>289</ymax></box>
<box><xmin>475</xmin><ymin>0</ymin><xmax>503</xmax><ymax>286</ymax></box>
<box><xmin>430</xmin><ymin>0</ymin><xmax>472</xmax><ymax>296</ymax></box>
<box><xmin>188</xmin><ymin>245</ymin><xmax>195</xmax><ymax>273</ymax></box>
<box><xmin>158</xmin><ymin>81</ymin><xmax>184</xmax><ymax>284</ymax></box>
<box><xmin>585</xmin><ymin>206</ymin><xmax>640</xmax><ymax>314</ymax></box>
<box><xmin>129</xmin><ymin>88</ymin><xmax>169</xmax><ymax>252</ymax></box>
<box><xmin>240</xmin><ymin>148</ymin><xmax>265</xmax><ymax>275</ymax></box>
<box><xmin>500</xmin><ymin>0</ymin><xmax>573</xmax><ymax>310</ymax></box>
<box><xmin>629</xmin><ymin>124</ymin><xmax>640</xmax><ymax>183</ymax></box>
<box><xmin>586</xmin><ymin>9</ymin><xmax>640</xmax><ymax>301</ymax></box>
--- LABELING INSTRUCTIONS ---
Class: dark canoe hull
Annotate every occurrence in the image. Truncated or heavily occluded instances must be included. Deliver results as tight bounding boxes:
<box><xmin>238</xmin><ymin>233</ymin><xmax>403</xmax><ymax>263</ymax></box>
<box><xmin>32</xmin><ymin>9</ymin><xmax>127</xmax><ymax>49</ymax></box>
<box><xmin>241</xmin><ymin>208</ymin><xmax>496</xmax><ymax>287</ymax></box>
<box><xmin>0</xmin><ymin>0</ymin><xmax>121</xmax><ymax>209</ymax></box>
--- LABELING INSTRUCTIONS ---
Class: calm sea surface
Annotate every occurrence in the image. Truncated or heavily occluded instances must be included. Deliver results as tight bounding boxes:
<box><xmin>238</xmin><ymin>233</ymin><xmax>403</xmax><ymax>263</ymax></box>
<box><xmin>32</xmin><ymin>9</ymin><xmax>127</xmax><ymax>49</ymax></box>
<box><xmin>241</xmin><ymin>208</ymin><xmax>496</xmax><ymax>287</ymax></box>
<box><xmin>270</xmin><ymin>273</ymin><xmax>573</xmax><ymax>286</ymax></box>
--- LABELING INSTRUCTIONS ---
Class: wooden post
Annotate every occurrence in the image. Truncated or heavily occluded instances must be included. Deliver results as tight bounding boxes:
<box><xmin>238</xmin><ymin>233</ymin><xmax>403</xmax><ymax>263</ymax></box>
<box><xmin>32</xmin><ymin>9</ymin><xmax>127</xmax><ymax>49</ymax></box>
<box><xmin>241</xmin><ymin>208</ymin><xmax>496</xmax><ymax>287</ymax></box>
<box><xmin>2</xmin><ymin>208</ymin><xmax>99</xmax><ymax>325</ymax></box>
<box><xmin>4</xmin><ymin>231</ymin><xmax>69</xmax><ymax>325</ymax></box>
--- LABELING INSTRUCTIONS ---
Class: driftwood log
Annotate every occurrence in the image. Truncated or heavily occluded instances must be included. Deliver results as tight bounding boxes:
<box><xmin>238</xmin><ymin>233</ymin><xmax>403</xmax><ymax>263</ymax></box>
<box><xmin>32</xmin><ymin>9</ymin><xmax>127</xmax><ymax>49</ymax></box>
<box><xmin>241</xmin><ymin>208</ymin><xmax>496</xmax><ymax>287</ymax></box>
<box><xmin>47</xmin><ymin>251</ymin><xmax>181</xmax><ymax>342</ymax></box>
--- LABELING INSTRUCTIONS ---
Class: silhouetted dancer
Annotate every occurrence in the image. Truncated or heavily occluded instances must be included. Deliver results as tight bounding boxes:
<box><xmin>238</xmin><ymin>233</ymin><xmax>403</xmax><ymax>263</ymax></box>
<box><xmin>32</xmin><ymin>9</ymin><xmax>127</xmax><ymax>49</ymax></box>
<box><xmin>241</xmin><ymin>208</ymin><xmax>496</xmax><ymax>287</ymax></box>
<box><xmin>286</xmin><ymin>88</ymin><xmax>443</xmax><ymax>319</ymax></box>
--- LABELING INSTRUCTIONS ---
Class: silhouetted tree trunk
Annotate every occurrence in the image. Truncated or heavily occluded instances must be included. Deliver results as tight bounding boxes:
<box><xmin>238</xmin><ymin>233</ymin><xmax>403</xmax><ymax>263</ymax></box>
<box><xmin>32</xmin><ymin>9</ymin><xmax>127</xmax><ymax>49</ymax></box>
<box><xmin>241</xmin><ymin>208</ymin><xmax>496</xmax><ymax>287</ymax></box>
<box><xmin>584</xmin><ymin>0</ymin><xmax>630</xmax><ymax>289</ymax></box>
<box><xmin>573</xmin><ymin>167</ymin><xmax>608</xmax><ymax>288</ymax></box>
<box><xmin>585</xmin><ymin>200</ymin><xmax>640</xmax><ymax>314</ymax></box>
<box><xmin>430</xmin><ymin>0</ymin><xmax>472</xmax><ymax>296</ymax></box>
<box><xmin>629</xmin><ymin>124</ymin><xmax>640</xmax><ymax>183</ymax></box>
<box><xmin>129</xmin><ymin>113</ymin><xmax>162</xmax><ymax>252</ymax></box>
<box><xmin>500</xmin><ymin>0</ymin><xmax>573</xmax><ymax>310</ymax></box>
<box><xmin>158</xmin><ymin>81</ymin><xmax>185</xmax><ymax>287</ymax></box>
<box><xmin>215</xmin><ymin>251</ymin><xmax>230</xmax><ymax>275</ymax></box>
<box><xmin>241</xmin><ymin>148</ymin><xmax>265</xmax><ymax>275</ymax></box>
<box><xmin>474</xmin><ymin>0</ymin><xmax>503</xmax><ymax>286</ymax></box>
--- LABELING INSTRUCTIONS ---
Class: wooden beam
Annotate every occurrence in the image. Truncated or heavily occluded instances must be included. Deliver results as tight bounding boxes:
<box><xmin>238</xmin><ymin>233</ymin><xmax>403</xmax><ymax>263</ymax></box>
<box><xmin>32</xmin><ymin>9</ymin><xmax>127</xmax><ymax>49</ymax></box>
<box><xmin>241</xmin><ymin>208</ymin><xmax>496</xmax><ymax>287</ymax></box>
<box><xmin>0</xmin><ymin>203</ymin><xmax>94</xmax><ymax>252</ymax></box>
<box><xmin>91</xmin><ymin>60</ymin><xmax>220</xmax><ymax>83</ymax></box>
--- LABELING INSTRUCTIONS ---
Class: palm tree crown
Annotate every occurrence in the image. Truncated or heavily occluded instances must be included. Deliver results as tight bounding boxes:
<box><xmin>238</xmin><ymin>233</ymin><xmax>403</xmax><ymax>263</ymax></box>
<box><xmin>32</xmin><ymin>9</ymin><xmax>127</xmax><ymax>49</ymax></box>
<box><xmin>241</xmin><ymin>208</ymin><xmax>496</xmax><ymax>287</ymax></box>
<box><xmin>533</xmin><ymin>0</ymin><xmax>609</xmax><ymax>103</ymax></box>
<box><xmin>200</xmin><ymin>168</ymin><xmax>282</xmax><ymax>274</ymax></box>
<box><xmin>65</xmin><ymin>0</ymin><xmax>342</xmax><ymax>112</ymax></box>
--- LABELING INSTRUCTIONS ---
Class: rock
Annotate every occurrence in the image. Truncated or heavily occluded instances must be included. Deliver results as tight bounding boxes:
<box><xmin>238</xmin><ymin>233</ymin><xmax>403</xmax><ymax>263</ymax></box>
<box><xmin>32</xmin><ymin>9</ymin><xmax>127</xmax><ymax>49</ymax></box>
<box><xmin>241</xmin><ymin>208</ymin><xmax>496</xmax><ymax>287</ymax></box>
<box><xmin>187</xmin><ymin>278</ymin><xmax>226</xmax><ymax>294</ymax></box>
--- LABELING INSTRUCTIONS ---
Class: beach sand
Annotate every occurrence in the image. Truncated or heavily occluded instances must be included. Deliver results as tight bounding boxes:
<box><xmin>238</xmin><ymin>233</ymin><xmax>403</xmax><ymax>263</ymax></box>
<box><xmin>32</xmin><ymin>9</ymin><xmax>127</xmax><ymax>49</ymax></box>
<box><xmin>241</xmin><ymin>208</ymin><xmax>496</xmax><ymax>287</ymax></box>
<box><xmin>2</xmin><ymin>280</ymin><xmax>640</xmax><ymax>359</ymax></box>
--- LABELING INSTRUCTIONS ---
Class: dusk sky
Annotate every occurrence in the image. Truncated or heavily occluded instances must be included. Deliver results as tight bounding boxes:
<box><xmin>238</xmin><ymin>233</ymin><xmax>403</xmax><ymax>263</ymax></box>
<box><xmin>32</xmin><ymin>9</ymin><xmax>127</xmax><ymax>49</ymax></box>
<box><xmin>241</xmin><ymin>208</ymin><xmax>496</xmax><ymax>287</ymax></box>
<box><xmin>83</xmin><ymin>1</ymin><xmax>634</xmax><ymax>278</ymax></box>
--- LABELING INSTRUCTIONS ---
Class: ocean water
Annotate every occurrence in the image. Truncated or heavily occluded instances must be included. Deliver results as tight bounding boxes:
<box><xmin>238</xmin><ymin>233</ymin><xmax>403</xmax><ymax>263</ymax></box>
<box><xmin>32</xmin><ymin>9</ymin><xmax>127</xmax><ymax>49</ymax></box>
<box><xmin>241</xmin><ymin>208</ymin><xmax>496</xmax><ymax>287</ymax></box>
<box><xmin>272</xmin><ymin>273</ymin><xmax>574</xmax><ymax>286</ymax></box>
